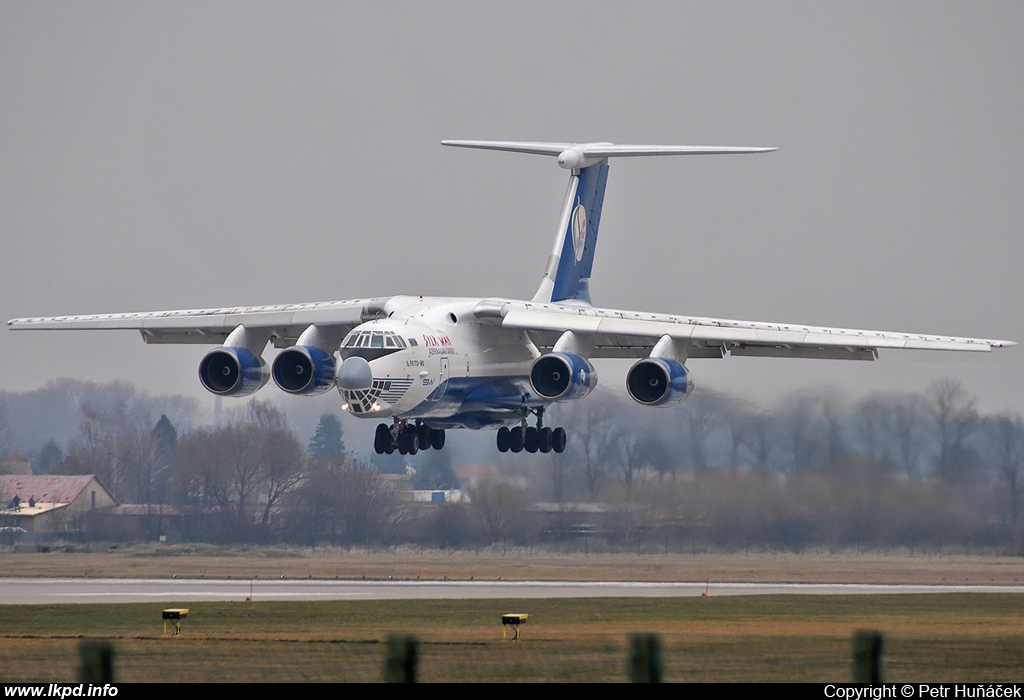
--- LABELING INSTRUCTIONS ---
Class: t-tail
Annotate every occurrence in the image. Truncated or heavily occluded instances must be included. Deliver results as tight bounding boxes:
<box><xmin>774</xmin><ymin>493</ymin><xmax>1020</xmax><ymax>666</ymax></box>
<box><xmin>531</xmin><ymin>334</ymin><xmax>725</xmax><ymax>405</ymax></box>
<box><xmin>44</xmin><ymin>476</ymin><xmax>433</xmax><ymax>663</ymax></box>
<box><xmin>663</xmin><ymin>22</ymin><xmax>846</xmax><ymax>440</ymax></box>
<box><xmin>441</xmin><ymin>140</ymin><xmax>776</xmax><ymax>305</ymax></box>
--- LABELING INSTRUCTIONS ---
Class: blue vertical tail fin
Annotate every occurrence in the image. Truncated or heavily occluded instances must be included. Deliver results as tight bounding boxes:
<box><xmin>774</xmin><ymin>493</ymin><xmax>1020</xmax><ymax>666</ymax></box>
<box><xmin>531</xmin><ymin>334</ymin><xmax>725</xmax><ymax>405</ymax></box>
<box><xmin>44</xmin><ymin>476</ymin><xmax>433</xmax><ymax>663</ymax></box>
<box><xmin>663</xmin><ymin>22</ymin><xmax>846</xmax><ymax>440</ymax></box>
<box><xmin>539</xmin><ymin>160</ymin><xmax>608</xmax><ymax>304</ymax></box>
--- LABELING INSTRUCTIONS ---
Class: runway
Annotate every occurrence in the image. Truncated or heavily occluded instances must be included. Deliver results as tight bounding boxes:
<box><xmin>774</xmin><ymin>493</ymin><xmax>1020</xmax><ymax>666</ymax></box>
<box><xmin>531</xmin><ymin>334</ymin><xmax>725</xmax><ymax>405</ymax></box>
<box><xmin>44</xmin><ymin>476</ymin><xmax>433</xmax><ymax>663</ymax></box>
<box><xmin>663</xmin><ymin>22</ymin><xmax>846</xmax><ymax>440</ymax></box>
<box><xmin>2</xmin><ymin>577</ymin><xmax>1023</xmax><ymax>604</ymax></box>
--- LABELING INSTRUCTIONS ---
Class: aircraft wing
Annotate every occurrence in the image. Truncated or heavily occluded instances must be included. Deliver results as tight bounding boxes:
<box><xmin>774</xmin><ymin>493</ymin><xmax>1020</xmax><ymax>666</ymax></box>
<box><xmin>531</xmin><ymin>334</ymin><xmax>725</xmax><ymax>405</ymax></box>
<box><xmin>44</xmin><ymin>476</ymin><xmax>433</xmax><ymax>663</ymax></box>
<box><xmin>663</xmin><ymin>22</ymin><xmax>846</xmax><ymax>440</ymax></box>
<box><xmin>7</xmin><ymin>298</ymin><xmax>389</xmax><ymax>348</ymax></box>
<box><xmin>9</xmin><ymin>295</ymin><xmax>1015</xmax><ymax>359</ymax></box>
<box><xmin>492</xmin><ymin>301</ymin><xmax>1016</xmax><ymax>360</ymax></box>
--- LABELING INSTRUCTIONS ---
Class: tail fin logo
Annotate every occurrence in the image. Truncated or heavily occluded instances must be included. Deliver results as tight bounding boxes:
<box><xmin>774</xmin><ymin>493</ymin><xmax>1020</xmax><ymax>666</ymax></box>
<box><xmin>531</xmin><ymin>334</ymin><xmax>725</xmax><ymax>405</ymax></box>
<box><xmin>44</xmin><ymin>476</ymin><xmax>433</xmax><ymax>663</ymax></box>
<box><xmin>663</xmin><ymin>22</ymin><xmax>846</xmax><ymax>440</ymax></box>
<box><xmin>571</xmin><ymin>202</ymin><xmax>587</xmax><ymax>262</ymax></box>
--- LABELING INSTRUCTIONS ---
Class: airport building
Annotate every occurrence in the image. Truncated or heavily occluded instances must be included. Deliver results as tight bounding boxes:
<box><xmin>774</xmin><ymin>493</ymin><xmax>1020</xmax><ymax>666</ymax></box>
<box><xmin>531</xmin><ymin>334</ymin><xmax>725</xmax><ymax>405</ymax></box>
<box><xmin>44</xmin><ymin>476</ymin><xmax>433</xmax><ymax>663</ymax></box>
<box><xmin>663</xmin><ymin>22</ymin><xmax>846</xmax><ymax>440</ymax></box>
<box><xmin>0</xmin><ymin>474</ymin><xmax>117</xmax><ymax>541</ymax></box>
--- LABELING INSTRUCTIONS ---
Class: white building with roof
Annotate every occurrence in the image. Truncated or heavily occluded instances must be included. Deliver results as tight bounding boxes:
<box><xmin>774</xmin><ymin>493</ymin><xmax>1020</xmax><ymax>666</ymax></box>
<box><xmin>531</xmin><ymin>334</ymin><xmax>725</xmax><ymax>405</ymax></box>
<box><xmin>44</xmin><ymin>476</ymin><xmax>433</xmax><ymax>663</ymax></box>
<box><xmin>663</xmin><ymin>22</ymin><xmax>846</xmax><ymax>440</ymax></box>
<box><xmin>0</xmin><ymin>474</ymin><xmax>117</xmax><ymax>537</ymax></box>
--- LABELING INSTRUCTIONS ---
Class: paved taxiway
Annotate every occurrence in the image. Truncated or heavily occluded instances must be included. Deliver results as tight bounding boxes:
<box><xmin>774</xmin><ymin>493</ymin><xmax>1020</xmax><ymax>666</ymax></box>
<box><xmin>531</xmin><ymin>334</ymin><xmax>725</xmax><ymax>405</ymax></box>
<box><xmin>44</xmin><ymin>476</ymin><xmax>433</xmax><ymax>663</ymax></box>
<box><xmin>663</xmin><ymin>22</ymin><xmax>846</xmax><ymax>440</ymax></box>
<box><xmin>3</xmin><ymin>578</ymin><xmax>1024</xmax><ymax>604</ymax></box>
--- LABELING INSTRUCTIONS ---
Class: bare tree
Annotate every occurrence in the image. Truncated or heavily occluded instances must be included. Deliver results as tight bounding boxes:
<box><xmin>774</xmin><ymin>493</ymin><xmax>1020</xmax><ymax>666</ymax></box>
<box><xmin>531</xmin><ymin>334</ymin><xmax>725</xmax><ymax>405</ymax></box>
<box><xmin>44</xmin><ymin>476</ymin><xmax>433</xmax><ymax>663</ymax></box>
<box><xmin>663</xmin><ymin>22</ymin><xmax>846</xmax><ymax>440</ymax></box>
<box><xmin>985</xmin><ymin>412</ymin><xmax>1024</xmax><ymax>531</ymax></box>
<box><xmin>779</xmin><ymin>394</ymin><xmax>821</xmax><ymax>472</ymax></box>
<box><xmin>721</xmin><ymin>395</ymin><xmax>753</xmax><ymax>471</ymax></box>
<box><xmin>682</xmin><ymin>391</ymin><xmax>722</xmax><ymax>471</ymax></box>
<box><xmin>886</xmin><ymin>393</ymin><xmax>924</xmax><ymax>477</ymax></box>
<box><xmin>855</xmin><ymin>395</ymin><xmax>889</xmax><ymax>465</ymax></box>
<box><xmin>248</xmin><ymin>398</ymin><xmax>288</xmax><ymax>430</ymax></box>
<box><xmin>62</xmin><ymin>400</ymin><xmax>153</xmax><ymax>502</ymax></box>
<box><xmin>290</xmin><ymin>456</ymin><xmax>404</xmax><ymax>545</ymax></box>
<box><xmin>177</xmin><ymin>415</ymin><xmax>307</xmax><ymax>543</ymax></box>
<box><xmin>256</xmin><ymin>426</ymin><xmax>306</xmax><ymax>536</ymax></box>
<box><xmin>0</xmin><ymin>402</ymin><xmax>14</xmax><ymax>462</ymax></box>
<box><xmin>178</xmin><ymin>426</ymin><xmax>264</xmax><ymax>541</ymax></box>
<box><xmin>616</xmin><ymin>427</ymin><xmax>652</xmax><ymax>499</ymax></box>
<box><xmin>819</xmin><ymin>395</ymin><xmax>849</xmax><ymax>467</ymax></box>
<box><xmin>549</xmin><ymin>448</ymin><xmax>569</xmax><ymax>504</ymax></box>
<box><xmin>468</xmin><ymin>476</ymin><xmax>535</xmax><ymax>545</ymax></box>
<box><xmin>567</xmin><ymin>392</ymin><xmax>619</xmax><ymax>496</ymax></box>
<box><xmin>746</xmin><ymin>411</ymin><xmax>780</xmax><ymax>475</ymax></box>
<box><xmin>927</xmin><ymin>379</ymin><xmax>978</xmax><ymax>483</ymax></box>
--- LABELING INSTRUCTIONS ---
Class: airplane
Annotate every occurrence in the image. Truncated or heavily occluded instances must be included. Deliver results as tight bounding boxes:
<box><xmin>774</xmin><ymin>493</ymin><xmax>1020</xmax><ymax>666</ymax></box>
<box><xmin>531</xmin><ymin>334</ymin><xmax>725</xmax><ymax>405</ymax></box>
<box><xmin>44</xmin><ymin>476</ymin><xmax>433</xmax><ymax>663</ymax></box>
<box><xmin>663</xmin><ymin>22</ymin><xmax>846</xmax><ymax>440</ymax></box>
<box><xmin>7</xmin><ymin>140</ymin><xmax>1016</xmax><ymax>456</ymax></box>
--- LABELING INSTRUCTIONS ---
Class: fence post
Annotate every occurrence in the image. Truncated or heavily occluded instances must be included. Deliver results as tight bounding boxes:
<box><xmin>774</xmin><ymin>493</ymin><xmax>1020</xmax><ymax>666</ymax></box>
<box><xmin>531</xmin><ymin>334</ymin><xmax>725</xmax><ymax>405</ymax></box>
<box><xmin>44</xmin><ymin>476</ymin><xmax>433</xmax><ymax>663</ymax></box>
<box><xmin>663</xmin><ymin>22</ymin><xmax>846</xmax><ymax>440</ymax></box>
<box><xmin>628</xmin><ymin>633</ymin><xmax>663</xmax><ymax>683</ymax></box>
<box><xmin>852</xmin><ymin>630</ymin><xmax>884</xmax><ymax>683</ymax></box>
<box><xmin>78</xmin><ymin>639</ymin><xmax>114</xmax><ymax>683</ymax></box>
<box><xmin>384</xmin><ymin>634</ymin><xmax>419</xmax><ymax>683</ymax></box>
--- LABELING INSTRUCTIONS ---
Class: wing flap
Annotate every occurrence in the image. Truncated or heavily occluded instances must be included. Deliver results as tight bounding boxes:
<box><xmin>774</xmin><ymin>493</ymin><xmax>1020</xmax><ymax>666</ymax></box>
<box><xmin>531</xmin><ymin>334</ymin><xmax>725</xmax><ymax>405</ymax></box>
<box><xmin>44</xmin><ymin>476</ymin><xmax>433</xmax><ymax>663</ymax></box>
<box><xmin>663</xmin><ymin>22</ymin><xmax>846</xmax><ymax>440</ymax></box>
<box><xmin>141</xmin><ymin>330</ymin><xmax>231</xmax><ymax>345</ymax></box>
<box><xmin>730</xmin><ymin>345</ymin><xmax>877</xmax><ymax>361</ymax></box>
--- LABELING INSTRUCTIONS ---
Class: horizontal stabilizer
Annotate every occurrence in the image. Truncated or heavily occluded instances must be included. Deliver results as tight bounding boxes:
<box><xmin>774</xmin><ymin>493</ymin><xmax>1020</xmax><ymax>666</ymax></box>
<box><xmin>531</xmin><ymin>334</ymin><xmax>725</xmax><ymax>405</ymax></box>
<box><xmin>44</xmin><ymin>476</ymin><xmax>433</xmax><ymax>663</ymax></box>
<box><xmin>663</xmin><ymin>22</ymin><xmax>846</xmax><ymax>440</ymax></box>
<box><xmin>442</xmin><ymin>140</ymin><xmax>775</xmax><ymax>169</ymax></box>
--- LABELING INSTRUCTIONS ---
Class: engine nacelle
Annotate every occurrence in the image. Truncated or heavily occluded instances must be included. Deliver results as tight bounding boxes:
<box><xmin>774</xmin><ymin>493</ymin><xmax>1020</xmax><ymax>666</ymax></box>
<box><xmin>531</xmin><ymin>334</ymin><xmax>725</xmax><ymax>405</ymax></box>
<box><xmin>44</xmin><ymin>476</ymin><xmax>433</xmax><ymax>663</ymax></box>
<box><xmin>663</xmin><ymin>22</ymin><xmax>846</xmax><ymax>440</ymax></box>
<box><xmin>529</xmin><ymin>352</ymin><xmax>597</xmax><ymax>401</ymax></box>
<box><xmin>626</xmin><ymin>357</ymin><xmax>694</xmax><ymax>407</ymax></box>
<box><xmin>272</xmin><ymin>346</ymin><xmax>336</xmax><ymax>395</ymax></box>
<box><xmin>198</xmin><ymin>347</ymin><xmax>269</xmax><ymax>397</ymax></box>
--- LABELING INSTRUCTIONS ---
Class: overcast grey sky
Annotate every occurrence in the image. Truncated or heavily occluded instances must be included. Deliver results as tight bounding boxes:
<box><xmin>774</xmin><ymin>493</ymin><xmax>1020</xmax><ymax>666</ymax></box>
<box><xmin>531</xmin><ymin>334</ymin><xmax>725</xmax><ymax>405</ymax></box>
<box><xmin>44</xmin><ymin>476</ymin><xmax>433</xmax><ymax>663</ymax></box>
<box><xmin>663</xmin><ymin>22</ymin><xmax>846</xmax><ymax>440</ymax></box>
<box><xmin>2</xmin><ymin>2</ymin><xmax>1022</xmax><ymax>417</ymax></box>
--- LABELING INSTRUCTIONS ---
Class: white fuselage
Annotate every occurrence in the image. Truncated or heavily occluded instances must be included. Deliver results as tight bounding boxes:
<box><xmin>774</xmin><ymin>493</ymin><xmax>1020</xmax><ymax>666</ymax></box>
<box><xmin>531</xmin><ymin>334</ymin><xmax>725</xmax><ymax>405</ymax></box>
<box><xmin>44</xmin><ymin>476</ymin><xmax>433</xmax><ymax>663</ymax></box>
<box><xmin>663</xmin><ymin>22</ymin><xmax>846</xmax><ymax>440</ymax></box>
<box><xmin>337</xmin><ymin>296</ymin><xmax>543</xmax><ymax>429</ymax></box>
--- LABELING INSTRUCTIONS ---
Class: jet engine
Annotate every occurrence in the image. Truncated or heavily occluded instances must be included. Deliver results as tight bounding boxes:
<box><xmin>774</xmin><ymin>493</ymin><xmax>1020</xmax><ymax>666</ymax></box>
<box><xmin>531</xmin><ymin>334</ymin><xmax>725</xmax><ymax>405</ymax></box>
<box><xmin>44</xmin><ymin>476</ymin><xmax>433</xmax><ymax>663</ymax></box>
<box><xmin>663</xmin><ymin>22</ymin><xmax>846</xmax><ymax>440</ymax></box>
<box><xmin>198</xmin><ymin>346</ymin><xmax>269</xmax><ymax>397</ymax></box>
<box><xmin>625</xmin><ymin>357</ymin><xmax>694</xmax><ymax>407</ymax></box>
<box><xmin>272</xmin><ymin>346</ymin><xmax>336</xmax><ymax>396</ymax></box>
<box><xmin>529</xmin><ymin>352</ymin><xmax>597</xmax><ymax>401</ymax></box>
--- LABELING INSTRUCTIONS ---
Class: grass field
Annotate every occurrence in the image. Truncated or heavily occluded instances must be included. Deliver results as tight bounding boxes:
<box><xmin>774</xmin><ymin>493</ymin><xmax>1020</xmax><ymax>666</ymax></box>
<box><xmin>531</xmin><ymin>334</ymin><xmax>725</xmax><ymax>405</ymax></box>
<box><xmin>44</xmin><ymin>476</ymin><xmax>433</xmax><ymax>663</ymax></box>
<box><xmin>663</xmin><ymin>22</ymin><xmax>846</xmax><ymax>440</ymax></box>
<box><xmin>4</xmin><ymin>548</ymin><xmax>1024</xmax><ymax>682</ymax></box>
<box><xmin>4</xmin><ymin>546</ymin><xmax>1024</xmax><ymax>585</ymax></box>
<box><xmin>2</xmin><ymin>594</ymin><xmax>1023</xmax><ymax>682</ymax></box>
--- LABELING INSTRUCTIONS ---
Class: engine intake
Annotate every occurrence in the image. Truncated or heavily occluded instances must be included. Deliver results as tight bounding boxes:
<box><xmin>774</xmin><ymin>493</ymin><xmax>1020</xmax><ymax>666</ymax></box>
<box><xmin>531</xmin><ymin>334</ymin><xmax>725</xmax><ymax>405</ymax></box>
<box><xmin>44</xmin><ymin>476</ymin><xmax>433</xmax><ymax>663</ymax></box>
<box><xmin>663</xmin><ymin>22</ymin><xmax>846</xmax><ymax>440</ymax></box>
<box><xmin>529</xmin><ymin>352</ymin><xmax>597</xmax><ymax>401</ymax></box>
<box><xmin>199</xmin><ymin>347</ymin><xmax>269</xmax><ymax>397</ymax></box>
<box><xmin>272</xmin><ymin>346</ymin><xmax>336</xmax><ymax>395</ymax></box>
<box><xmin>626</xmin><ymin>357</ymin><xmax>693</xmax><ymax>407</ymax></box>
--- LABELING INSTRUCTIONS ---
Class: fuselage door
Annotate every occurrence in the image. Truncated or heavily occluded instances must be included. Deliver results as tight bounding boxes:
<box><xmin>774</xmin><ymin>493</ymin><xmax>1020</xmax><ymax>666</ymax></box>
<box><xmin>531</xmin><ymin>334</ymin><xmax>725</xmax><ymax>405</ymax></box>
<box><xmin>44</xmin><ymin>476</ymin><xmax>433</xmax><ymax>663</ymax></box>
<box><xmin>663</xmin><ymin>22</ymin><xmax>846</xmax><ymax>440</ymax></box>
<box><xmin>435</xmin><ymin>357</ymin><xmax>450</xmax><ymax>401</ymax></box>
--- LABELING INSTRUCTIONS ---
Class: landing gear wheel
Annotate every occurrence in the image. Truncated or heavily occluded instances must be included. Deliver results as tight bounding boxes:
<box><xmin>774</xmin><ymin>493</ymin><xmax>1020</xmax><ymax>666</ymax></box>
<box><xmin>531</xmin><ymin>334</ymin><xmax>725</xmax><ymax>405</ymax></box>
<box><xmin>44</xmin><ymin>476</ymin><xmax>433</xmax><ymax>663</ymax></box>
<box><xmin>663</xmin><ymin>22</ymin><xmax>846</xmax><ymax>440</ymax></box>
<box><xmin>552</xmin><ymin>427</ymin><xmax>567</xmax><ymax>453</ymax></box>
<box><xmin>509</xmin><ymin>426</ymin><xmax>525</xmax><ymax>453</ymax></box>
<box><xmin>417</xmin><ymin>424</ymin><xmax>432</xmax><ymax>451</ymax></box>
<box><xmin>374</xmin><ymin>424</ymin><xmax>391</xmax><ymax>454</ymax></box>
<box><xmin>399</xmin><ymin>429</ymin><xmax>418</xmax><ymax>455</ymax></box>
<box><xmin>496</xmin><ymin>427</ymin><xmax>510</xmax><ymax>453</ymax></box>
<box><xmin>538</xmin><ymin>427</ymin><xmax>553</xmax><ymax>454</ymax></box>
<box><xmin>524</xmin><ymin>426</ymin><xmax>539</xmax><ymax>453</ymax></box>
<box><xmin>430</xmin><ymin>429</ymin><xmax>446</xmax><ymax>451</ymax></box>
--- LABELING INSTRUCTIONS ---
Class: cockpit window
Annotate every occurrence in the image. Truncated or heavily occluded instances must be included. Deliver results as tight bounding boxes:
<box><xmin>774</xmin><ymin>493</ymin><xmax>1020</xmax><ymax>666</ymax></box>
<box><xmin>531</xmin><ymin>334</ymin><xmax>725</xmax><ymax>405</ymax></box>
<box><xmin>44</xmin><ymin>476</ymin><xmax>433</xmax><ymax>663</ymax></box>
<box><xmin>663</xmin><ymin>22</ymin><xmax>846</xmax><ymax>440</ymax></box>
<box><xmin>340</xmin><ymin>329</ymin><xmax>408</xmax><ymax>361</ymax></box>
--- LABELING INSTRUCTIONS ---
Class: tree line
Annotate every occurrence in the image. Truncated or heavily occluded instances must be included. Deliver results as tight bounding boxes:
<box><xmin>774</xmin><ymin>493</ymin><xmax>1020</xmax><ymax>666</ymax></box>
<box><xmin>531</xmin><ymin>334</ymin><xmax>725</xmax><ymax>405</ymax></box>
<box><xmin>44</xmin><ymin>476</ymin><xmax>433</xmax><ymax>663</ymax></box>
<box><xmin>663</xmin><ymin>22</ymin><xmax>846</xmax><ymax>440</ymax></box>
<box><xmin>2</xmin><ymin>377</ymin><xmax>1023</xmax><ymax>551</ymax></box>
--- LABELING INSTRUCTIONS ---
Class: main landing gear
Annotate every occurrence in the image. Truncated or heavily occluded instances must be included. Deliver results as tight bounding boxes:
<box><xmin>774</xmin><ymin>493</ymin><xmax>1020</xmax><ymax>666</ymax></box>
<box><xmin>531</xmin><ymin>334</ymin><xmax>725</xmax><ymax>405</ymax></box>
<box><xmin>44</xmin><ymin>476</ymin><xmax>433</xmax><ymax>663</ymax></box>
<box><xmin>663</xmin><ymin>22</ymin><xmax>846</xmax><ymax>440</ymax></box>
<box><xmin>496</xmin><ymin>406</ymin><xmax>566</xmax><ymax>454</ymax></box>
<box><xmin>374</xmin><ymin>421</ymin><xmax>446</xmax><ymax>455</ymax></box>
